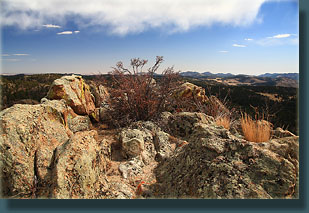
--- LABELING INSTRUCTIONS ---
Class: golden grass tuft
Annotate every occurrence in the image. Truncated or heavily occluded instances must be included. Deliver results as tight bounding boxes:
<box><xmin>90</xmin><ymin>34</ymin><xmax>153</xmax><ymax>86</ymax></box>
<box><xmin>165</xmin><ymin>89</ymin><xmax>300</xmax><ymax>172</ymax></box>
<box><xmin>215</xmin><ymin>116</ymin><xmax>231</xmax><ymax>130</ymax></box>
<box><xmin>241</xmin><ymin>113</ymin><xmax>272</xmax><ymax>142</ymax></box>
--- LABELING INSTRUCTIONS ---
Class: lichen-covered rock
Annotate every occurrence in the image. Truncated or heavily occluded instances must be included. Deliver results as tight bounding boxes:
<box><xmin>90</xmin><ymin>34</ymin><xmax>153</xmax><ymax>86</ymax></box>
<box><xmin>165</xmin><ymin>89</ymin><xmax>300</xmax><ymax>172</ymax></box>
<box><xmin>175</xmin><ymin>82</ymin><xmax>208</xmax><ymax>103</ymax></box>
<box><xmin>272</xmin><ymin>127</ymin><xmax>296</xmax><ymax>139</ymax></box>
<box><xmin>153</xmin><ymin>131</ymin><xmax>172</xmax><ymax>161</ymax></box>
<box><xmin>171</xmin><ymin>82</ymin><xmax>208</xmax><ymax>112</ymax></box>
<box><xmin>107</xmin><ymin>181</ymin><xmax>134</xmax><ymax>199</ymax></box>
<box><xmin>0</xmin><ymin>101</ymin><xmax>72</xmax><ymax>198</ymax></box>
<box><xmin>41</xmin><ymin>98</ymin><xmax>90</xmax><ymax>134</ymax></box>
<box><xmin>153</xmin><ymin>121</ymin><xmax>299</xmax><ymax>199</ymax></box>
<box><xmin>129</xmin><ymin>121</ymin><xmax>161</xmax><ymax>134</ymax></box>
<box><xmin>120</xmin><ymin>129</ymin><xmax>145</xmax><ymax>158</ymax></box>
<box><xmin>50</xmin><ymin>130</ymin><xmax>108</xmax><ymax>199</ymax></box>
<box><xmin>47</xmin><ymin>75</ymin><xmax>95</xmax><ymax>116</ymax></box>
<box><xmin>155</xmin><ymin>111</ymin><xmax>172</xmax><ymax>132</ymax></box>
<box><xmin>118</xmin><ymin>157</ymin><xmax>145</xmax><ymax>179</ymax></box>
<box><xmin>89</xmin><ymin>83</ymin><xmax>110</xmax><ymax>108</ymax></box>
<box><xmin>67</xmin><ymin>114</ymin><xmax>91</xmax><ymax>133</ymax></box>
<box><xmin>168</xmin><ymin>112</ymin><xmax>214</xmax><ymax>139</ymax></box>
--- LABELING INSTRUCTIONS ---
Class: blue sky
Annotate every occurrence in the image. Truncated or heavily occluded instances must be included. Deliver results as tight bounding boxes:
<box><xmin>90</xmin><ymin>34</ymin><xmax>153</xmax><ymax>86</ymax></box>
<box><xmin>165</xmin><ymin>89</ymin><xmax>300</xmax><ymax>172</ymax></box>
<box><xmin>0</xmin><ymin>0</ymin><xmax>299</xmax><ymax>75</ymax></box>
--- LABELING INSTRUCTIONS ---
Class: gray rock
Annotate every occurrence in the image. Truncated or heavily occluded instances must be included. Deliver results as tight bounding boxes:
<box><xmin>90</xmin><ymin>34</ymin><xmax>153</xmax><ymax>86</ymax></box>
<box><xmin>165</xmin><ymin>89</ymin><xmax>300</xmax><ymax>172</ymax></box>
<box><xmin>0</xmin><ymin>101</ymin><xmax>72</xmax><ymax>198</ymax></box>
<box><xmin>153</xmin><ymin>119</ymin><xmax>299</xmax><ymax>199</ymax></box>
<box><xmin>168</xmin><ymin>112</ymin><xmax>214</xmax><ymax>139</ymax></box>
<box><xmin>155</xmin><ymin>111</ymin><xmax>172</xmax><ymax>132</ymax></box>
<box><xmin>67</xmin><ymin>114</ymin><xmax>91</xmax><ymax>133</ymax></box>
<box><xmin>153</xmin><ymin>131</ymin><xmax>172</xmax><ymax>161</ymax></box>
<box><xmin>120</xmin><ymin>129</ymin><xmax>145</xmax><ymax>158</ymax></box>
<box><xmin>272</xmin><ymin>127</ymin><xmax>296</xmax><ymax>139</ymax></box>
<box><xmin>118</xmin><ymin>157</ymin><xmax>144</xmax><ymax>179</ymax></box>
<box><xmin>51</xmin><ymin>130</ymin><xmax>107</xmax><ymax>199</ymax></box>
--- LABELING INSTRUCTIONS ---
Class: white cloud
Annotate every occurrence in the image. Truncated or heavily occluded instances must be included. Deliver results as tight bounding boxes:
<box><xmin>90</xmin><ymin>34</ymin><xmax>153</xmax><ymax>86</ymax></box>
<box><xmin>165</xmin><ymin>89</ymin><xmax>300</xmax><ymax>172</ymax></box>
<box><xmin>271</xmin><ymin>34</ymin><xmax>291</xmax><ymax>39</ymax></box>
<box><xmin>12</xmin><ymin>53</ymin><xmax>29</xmax><ymax>56</ymax></box>
<box><xmin>256</xmin><ymin>33</ymin><xmax>297</xmax><ymax>46</ymax></box>
<box><xmin>74</xmin><ymin>31</ymin><xmax>80</xmax><ymax>34</ymax></box>
<box><xmin>1</xmin><ymin>0</ymin><xmax>272</xmax><ymax>35</ymax></box>
<box><xmin>219</xmin><ymin>50</ymin><xmax>229</xmax><ymax>53</ymax></box>
<box><xmin>233</xmin><ymin>44</ymin><xmax>246</xmax><ymax>47</ymax></box>
<box><xmin>57</xmin><ymin>31</ymin><xmax>73</xmax><ymax>35</ymax></box>
<box><xmin>42</xmin><ymin>24</ymin><xmax>61</xmax><ymax>28</ymax></box>
<box><xmin>2</xmin><ymin>54</ymin><xmax>10</xmax><ymax>56</ymax></box>
<box><xmin>2</xmin><ymin>58</ymin><xmax>21</xmax><ymax>62</ymax></box>
<box><xmin>245</xmin><ymin>38</ymin><xmax>253</xmax><ymax>41</ymax></box>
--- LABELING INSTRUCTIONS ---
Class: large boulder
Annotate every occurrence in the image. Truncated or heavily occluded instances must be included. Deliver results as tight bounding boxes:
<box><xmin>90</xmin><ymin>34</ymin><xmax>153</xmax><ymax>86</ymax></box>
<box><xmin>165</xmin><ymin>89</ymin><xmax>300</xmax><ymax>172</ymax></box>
<box><xmin>174</xmin><ymin>82</ymin><xmax>208</xmax><ymax>103</ymax></box>
<box><xmin>0</xmin><ymin>99</ymin><xmax>102</xmax><ymax>198</ymax></box>
<box><xmin>168</xmin><ymin>112</ymin><xmax>214</xmax><ymax>139</ymax></box>
<box><xmin>46</xmin><ymin>75</ymin><xmax>96</xmax><ymax>117</ymax></box>
<box><xmin>152</xmin><ymin>116</ymin><xmax>299</xmax><ymax>199</ymax></box>
<box><xmin>0</xmin><ymin>100</ymin><xmax>72</xmax><ymax>198</ymax></box>
<box><xmin>41</xmin><ymin>98</ymin><xmax>91</xmax><ymax>133</ymax></box>
<box><xmin>172</xmin><ymin>82</ymin><xmax>208</xmax><ymax>112</ymax></box>
<box><xmin>50</xmin><ymin>130</ymin><xmax>108</xmax><ymax>199</ymax></box>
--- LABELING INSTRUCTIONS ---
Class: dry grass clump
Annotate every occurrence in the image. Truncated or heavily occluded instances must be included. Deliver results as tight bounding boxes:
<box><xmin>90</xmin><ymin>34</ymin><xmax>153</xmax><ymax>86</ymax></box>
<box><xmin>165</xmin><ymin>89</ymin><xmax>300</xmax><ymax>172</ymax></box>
<box><xmin>241</xmin><ymin>113</ymin><xmax>272</xmax><ymax>142</ymax></box>
<box><xmin>215</xmin><ymin>116</ymin><xmax>231</xmax><ymax>130</ymax></box>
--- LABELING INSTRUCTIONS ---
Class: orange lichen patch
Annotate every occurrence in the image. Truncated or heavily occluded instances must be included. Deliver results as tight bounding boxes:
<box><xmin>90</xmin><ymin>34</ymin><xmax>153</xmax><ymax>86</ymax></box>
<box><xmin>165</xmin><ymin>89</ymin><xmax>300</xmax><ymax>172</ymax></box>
<box><xmin>177</xmin><ymin>141</ymin><xmax>189</xmax><ymax>148</ymax></box>
<box><xmin>134</xmin><ymin>179</ymin><xmax>157</xmax><ymax>198</ymax></box>
<box><xmin>168</xmin><ymin>135</ymin><xmax>179</xmax><ymax>144</ymax></box>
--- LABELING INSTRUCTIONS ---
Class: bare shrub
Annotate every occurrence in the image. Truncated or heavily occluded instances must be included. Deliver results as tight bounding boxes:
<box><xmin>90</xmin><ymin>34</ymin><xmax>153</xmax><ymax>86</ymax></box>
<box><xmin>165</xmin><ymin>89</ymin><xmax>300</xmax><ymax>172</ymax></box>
<box><xmin>241</xmin><ymin>113</ymin><xmax>272</xmax><ymax>142</ymax></box>
<box><xmin>105</xmin><ymin>56</ymin><xmax>180</xmax><ymax>127</ymax></box>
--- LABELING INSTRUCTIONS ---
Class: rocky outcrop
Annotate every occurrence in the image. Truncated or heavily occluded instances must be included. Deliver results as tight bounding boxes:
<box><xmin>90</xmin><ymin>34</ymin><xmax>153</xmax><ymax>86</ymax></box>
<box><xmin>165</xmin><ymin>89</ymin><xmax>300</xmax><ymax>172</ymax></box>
<box><xmin>172</xmin><ymin>82</ymin><xmax>208</xmax><ymax>112</ymax></box>
<box><xmin>0</xmin><ymin>99</ymin><xmax>107</xmax><ymax>198</ymax></box>
<box><xmin>89</xmin><ymin>83</ymin><xmax>110</xmax><ymax>108</ymax></box>
<box><xmin>47</xmin><ymin>75</ymin><xmax>96</xmax><ymax>117</ymax></box>
<box><xmin>174</xmin><ymin>82</ymin><xmax>208</xmax><ymax>103</ymax></box>
<box><xmin>0</xmin><ymin>75</ymin><xmax>299</xmax><ymax>199</ymax></box>
<box><xmin>272</xmin><ymin>127</ymin><xmax>296</xmax><ymax>139</ymax></box>
<box><xmin>152</xmin><ymin>113</ymin><xmax>299</xmax><ymax>199</ymax></box>
<box><xmin>50</xmin><ymin>130</ymin><xmax>107</xmax><ymax>199</ymax></box>
<box><xmin>168</xmin><ymin>112</ymin><xmax>215</xmax><ymax>139</ymax></box>
<box><xmin>0</xmin><ymin>100</ymin><xmax>72</xmax><ymax>198</ymax></box>
<box><xmin>89</xmin><ymin>83</ymin><xmax>110</xmax><ymax>122</ymax></box>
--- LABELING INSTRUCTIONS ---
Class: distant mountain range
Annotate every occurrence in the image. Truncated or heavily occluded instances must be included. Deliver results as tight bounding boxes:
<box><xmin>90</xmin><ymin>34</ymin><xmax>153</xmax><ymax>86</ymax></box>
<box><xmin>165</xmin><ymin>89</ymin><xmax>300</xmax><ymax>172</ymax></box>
<box><xmin>258</xmin><ymin>73</ymin><xmax>299</xmax><ymax>80</ymax></box>
<box><xmin>180</xmin><ymin>71</ymin><xmax>299</xmax><ymax>81</ymax></box>
<box><xmin>180</xmin><ymin>71</ymin><xmax>235</xmax><ymax>78</ymax></box>
<box><xmin>180</xmin><ymin>71</ymin><xmax>299</xmax><ymax>88</ymax></box>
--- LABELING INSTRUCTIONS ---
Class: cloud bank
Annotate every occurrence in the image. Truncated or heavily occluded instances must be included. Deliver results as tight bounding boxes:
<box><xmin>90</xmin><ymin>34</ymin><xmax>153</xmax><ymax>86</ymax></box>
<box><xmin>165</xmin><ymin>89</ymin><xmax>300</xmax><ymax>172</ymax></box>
<box><xmin>1</xmin><ymin>0</ymin><xmax>276</xmax><ymax>35</ymax></box>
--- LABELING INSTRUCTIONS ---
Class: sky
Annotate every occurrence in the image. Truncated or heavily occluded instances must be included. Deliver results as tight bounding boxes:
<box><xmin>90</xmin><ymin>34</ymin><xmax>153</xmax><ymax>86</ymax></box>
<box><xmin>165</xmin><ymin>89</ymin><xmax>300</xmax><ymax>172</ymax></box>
<box><xmin>0</xmin><ymin>0</ymin><xmax>299</xmax><ymax>75</ymax></box>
